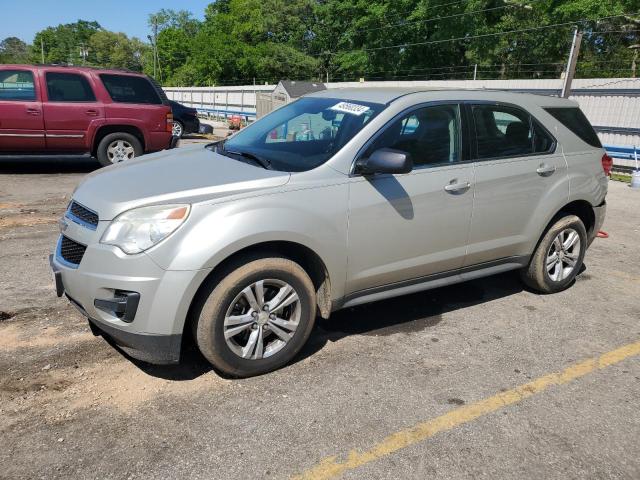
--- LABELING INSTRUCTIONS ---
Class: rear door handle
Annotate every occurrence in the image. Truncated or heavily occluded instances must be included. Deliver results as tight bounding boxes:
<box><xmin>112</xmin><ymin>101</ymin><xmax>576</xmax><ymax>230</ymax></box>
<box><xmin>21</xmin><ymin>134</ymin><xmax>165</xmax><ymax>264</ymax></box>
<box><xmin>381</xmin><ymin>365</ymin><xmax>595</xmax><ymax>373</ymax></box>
<box><xmin>444</xmin><ymin>180</ymin><xmax>471</xmax><ymax>193</ymax></box>
<box><xmin>26</xmin><ymin>108</ymin><xmax>41</xmax><ymax>116</ymax></box>
<box><xmin>85</xmin><ymin>109</ymin><xmax>99</xmax><ymax>116</ymax></box>
<box><xmin>536</xmin><ymin>163</ymin><xmax>556</xmax><ymax>176</ymax></box>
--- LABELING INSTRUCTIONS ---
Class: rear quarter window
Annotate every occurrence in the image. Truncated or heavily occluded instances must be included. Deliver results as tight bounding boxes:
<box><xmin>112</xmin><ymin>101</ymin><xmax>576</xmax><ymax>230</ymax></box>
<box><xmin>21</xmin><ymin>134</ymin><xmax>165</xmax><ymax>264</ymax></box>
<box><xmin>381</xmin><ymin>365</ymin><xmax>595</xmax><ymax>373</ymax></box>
<box><xmin>99</xmin><ymin>74</ymin><xmax>162</xmax><ymax>104</ymax></box>
<box><xmin>544</xmin><ymin>107</ymin><xmax>601</xmax><ymax>148</ymax></box>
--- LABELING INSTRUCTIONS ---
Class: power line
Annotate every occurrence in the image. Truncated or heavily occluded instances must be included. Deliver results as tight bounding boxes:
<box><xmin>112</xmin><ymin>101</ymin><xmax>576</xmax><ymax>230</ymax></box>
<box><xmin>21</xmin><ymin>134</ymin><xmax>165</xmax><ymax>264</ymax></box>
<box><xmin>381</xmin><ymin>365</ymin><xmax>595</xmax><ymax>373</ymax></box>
<box><xmin>357</xmin><ymin>12</ymin><xmax>639</xmax><ymax>52</ymax></box>
<box><xmin>350</xmin><ymin>4</ymin><xmax>514</xmax><ymax>35</ymax></box>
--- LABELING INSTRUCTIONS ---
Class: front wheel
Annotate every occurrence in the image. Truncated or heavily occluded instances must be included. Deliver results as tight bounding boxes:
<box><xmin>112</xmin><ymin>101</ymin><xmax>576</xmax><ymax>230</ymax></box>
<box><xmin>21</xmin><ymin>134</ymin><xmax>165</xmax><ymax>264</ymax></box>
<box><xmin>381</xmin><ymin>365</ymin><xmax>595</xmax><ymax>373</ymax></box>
<box><xmin>195</xmin><ymin>257</ymin><xmax>317</xmax><ymax>377</ymax></box>
<box><xmin>520</xmin><ymin>214</ymin><xmax>587</xmax><ymax>293</ymax></box>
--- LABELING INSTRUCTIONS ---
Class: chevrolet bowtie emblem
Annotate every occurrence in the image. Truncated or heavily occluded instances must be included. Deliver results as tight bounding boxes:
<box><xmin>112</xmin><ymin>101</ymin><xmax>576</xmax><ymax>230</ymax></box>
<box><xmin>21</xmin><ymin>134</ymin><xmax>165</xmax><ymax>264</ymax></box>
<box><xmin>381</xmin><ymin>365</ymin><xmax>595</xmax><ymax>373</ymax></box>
<box><xmin>58</xmin><ymin>217</ymin><xmax>69</xmax><ymax>232</ymax></box>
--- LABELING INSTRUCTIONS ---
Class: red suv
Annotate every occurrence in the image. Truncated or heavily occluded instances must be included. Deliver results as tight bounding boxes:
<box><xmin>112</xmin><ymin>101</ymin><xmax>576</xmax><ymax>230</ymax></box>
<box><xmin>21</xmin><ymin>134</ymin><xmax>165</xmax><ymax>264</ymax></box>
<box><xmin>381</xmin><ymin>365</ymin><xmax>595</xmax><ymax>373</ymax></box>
<box><xmin>0</xmin><ymin>65</ymin><xmax>176</xmax><ymax>166</ymax></box>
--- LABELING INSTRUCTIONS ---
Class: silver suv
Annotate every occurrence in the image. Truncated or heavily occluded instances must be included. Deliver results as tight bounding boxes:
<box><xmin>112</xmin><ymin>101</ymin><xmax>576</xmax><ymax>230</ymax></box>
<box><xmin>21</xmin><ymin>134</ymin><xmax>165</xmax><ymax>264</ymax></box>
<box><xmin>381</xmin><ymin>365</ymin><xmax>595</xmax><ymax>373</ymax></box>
<box><xmin>50</xmin><ymin>89</ymin><xmax>608</xmax><ymax>377</ymax></box>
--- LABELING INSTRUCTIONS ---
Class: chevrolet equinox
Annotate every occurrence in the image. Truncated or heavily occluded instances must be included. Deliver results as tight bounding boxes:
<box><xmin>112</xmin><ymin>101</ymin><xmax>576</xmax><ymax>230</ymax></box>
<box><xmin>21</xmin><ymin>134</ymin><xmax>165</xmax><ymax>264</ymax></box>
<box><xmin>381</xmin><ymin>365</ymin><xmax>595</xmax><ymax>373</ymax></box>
<box><xmin>50</xmin><ymin>88</ymin><xmax>608</xmax><ymax>377</ymax></box>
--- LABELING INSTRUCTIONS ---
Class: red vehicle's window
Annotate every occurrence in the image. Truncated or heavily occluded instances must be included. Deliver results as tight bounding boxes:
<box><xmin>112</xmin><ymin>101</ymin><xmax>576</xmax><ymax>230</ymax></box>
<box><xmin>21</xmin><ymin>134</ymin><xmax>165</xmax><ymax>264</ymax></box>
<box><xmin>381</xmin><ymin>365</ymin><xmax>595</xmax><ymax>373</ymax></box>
<box><xmin>99</xmin><ymin>74</ymin><xmax>162</xmax><ymax>105</ymax></box>
<box><xmin>46</xmin><ymin>72</ymin><xmax>96</xmax><ymax>102</ymax></box>
<box><xmin>0</xmin><ymin>70</ymin><xmax>36</xmax><ymax>101</ymax></box>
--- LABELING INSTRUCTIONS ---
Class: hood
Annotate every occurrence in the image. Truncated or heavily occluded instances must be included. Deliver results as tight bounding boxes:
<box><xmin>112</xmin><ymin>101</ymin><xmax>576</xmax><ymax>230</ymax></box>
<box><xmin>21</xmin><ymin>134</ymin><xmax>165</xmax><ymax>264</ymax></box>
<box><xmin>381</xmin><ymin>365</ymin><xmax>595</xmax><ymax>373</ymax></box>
<box><xmin>73</xmin><ymin>144</ymin><xmax>290</xmax><ymax>220</ymax></box>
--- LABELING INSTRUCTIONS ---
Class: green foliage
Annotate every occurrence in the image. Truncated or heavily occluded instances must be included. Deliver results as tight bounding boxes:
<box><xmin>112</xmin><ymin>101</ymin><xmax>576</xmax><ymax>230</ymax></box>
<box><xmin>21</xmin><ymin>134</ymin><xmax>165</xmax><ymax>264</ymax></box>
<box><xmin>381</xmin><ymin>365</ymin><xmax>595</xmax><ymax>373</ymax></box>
<box><xmin>5</xmin><ymin>2</ymin><xmax>639</xmax><ymax>84</ymax></box>
<box><xmin>0</xmin><ymin>37</ymin><xmax>30</xmax><ymax>64</ymax></box>
<box><xmin>31</xmin><ymin>20</ymin><xmax>101</xmax><ymax>65</ymax></box>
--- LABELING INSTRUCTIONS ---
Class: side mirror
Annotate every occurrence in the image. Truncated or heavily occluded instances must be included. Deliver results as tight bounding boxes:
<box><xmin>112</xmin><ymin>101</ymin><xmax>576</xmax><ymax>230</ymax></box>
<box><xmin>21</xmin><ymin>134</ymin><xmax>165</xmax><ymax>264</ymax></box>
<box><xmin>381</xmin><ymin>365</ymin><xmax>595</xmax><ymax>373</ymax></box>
<box><xmin>355</xmin><ymin>148</ymin><xmax>413</xmax><ymax>175</ymax></box>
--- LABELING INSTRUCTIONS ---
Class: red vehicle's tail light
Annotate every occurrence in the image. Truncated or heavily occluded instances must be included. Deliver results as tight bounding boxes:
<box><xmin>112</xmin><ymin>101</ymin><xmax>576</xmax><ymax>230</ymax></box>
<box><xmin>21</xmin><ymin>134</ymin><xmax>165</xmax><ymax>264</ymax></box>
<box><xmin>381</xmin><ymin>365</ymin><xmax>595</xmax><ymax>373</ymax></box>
<box><xmin>166</xmin><ymin>113</ymin><xmax>174</xmax><ymax>133</ymax></box>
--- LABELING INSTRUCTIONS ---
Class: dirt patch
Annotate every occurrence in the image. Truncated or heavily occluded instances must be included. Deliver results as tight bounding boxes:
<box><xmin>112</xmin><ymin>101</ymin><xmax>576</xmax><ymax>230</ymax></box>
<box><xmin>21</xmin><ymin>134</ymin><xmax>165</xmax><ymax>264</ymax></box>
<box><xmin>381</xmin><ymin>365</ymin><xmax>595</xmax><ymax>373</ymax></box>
<box><xmin>0</xmin><ymin>323</ymin><xmax>93</xmax><ymax>352</ymax></box>
<box><xmin>0</xmin><ymin>214</ymin><xmax>58</xmax><ymax>230</ymax></box>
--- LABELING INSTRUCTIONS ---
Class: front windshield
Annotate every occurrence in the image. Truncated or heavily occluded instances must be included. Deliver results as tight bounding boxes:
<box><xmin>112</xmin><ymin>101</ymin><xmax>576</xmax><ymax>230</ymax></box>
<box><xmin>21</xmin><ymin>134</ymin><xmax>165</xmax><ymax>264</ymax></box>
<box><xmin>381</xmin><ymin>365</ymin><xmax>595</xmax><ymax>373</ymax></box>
<box><xmin>222</xmin><ymin>97</ymin><xmax>386</xmax><ymax>172</ymax></box>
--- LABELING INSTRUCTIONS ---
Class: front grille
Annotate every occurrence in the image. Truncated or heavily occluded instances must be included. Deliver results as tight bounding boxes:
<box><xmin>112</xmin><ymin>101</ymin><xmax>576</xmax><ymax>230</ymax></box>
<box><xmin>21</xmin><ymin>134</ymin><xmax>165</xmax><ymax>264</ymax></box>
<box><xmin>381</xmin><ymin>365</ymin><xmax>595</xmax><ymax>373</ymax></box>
<box><xmin>59</xmin><ymin>236</ymin><xmax>87</xmax><ymax>265</ymax></box>
<box><xmin>67</xmin><ymin>201</ymin><xmax>98</xmax><ymax>229</ymax></box>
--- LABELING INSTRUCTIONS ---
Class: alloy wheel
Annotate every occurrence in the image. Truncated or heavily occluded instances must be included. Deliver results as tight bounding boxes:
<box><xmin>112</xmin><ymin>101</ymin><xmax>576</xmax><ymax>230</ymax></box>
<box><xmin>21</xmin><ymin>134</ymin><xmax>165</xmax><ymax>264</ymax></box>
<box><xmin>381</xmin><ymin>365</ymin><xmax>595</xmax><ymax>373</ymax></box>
<box><xmin>172</xmin><ymin>121</ymin><xmax>183</xmax><ymax>137</ymax></box>
<box><xmin>223</xmin><ymin>279</ymin><xmax>301</xmax><ymax>360</ymax></box>
<box><xmin>546</xmin><ymin>227</ymin><xmax>581</xmax><ymax>282</ymax></box>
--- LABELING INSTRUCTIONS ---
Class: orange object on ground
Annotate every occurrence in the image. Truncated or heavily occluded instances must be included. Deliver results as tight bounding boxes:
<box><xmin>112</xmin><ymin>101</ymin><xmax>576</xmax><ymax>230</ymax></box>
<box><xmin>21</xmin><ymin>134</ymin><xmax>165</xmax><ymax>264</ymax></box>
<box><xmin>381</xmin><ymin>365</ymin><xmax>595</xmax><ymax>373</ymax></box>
<box><xmin>597</xmin><ymin>231</ymin><xmax>609</xmax><ymax>238</ymax></box>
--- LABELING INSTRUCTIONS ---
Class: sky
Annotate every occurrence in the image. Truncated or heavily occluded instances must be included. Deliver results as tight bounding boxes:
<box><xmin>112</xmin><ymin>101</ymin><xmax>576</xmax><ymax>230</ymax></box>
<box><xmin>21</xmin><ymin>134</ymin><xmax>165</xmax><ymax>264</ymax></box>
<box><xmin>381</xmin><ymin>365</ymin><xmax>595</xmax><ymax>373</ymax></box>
<box><xmin>0</xmin><ymin>0</ymin><xmax>212</xmax><ymax>43</ymax></box>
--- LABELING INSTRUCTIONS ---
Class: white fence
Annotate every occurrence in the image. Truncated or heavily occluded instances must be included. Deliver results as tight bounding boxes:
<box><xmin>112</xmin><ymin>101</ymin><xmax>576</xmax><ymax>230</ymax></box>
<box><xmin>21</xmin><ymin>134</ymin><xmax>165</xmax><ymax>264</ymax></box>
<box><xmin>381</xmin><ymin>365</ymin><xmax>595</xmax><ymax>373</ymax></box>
<box><xmin>164</xmin><ymin>78</ymin><xmax>640</xmax><ymax>168</ymax></box>
<box><xmin>164</xmin><ymin>85</ymin><xmax>275</xmax><ymax>120</ymax></box>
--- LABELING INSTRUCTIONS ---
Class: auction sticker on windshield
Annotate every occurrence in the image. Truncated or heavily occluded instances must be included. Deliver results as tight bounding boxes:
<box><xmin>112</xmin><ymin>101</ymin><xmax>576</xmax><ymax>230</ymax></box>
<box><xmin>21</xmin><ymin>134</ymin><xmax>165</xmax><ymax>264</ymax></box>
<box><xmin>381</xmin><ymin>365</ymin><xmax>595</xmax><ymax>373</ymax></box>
<box><xmin>330</xmin><ymin>102</ymin><xmax>370</xmax><ymax>116</ymax></box>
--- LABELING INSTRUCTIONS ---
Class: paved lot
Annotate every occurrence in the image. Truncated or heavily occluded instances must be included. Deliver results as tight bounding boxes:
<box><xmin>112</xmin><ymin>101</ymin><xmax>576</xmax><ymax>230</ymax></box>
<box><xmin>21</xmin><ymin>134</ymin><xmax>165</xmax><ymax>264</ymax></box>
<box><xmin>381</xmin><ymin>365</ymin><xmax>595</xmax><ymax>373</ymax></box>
<box><xmin>1</xmin><ymin>150</ymin><xmax>639</xmax><ymax>480</ymax></box>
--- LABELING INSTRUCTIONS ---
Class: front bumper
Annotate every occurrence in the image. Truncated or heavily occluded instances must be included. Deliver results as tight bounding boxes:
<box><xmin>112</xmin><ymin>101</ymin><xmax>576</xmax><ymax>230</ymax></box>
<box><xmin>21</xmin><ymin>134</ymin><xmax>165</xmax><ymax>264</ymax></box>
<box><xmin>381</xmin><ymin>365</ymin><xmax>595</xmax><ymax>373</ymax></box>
<box><xmin>49</xmin><ymin>239</ymin><xmax>210</xmax><ymax>364</ymax></box>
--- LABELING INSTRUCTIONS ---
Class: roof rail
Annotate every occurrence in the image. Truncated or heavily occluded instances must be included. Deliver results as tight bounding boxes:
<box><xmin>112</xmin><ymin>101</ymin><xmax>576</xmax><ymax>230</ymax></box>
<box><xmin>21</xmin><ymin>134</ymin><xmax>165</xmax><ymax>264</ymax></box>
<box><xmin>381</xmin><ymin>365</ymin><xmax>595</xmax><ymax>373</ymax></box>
<box><xmin>34</xmin><ymin>63</ymin><xmax>138</xmax><ymax>74</ymax></box>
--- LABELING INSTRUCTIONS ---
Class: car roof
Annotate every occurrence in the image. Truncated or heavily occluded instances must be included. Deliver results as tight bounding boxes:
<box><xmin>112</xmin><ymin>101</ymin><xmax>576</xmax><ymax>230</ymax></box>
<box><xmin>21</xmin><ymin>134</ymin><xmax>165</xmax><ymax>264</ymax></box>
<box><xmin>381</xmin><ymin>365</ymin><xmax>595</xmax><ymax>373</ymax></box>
<box><xmin>306</xmin><ymin>87</ymin><xmax>577</xmax><ymax>108</ymax></box>
<box><xmin>1</xmin><ymin>64</ymin><xmax>147</xmax><ymax>77</ymax></box>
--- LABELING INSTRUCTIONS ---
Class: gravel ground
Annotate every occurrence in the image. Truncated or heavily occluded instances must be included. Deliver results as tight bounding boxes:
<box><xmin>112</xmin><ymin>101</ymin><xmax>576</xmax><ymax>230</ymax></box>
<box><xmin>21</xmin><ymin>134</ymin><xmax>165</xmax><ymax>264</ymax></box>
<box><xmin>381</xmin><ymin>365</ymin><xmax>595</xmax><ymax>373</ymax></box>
<box><xmin>1</xmin><ymin>151</ymin><xmax>639</xmax><ymax>480</ymax></box>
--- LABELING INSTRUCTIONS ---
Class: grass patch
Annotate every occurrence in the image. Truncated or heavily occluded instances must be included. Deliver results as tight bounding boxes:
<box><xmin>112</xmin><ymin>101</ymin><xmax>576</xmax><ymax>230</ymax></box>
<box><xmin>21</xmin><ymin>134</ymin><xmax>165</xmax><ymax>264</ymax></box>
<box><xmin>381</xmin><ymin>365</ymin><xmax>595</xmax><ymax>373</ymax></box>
<box><xmin>610</xmin><ymin>172</ymin><xmax>631</xmax><ymax>183</ymax></box>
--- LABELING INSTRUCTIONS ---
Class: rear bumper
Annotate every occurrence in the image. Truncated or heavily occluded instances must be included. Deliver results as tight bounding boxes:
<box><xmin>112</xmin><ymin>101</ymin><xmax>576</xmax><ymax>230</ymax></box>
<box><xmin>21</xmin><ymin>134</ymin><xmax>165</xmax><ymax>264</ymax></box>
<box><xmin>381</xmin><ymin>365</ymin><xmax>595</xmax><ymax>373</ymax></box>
<box><xmin>182</xmin><ymin>116</ymin><xmax>200</xmax><ymax>134</ymax></box>
<box><xmin>588</xmin><ymin>200</ymin><xmax>606</xmax><ymax>246</ymax></box>
<box><xmin>147</xmin><ymin>131</ymin><xmax>173</xmax><ymax>152</ymax></box>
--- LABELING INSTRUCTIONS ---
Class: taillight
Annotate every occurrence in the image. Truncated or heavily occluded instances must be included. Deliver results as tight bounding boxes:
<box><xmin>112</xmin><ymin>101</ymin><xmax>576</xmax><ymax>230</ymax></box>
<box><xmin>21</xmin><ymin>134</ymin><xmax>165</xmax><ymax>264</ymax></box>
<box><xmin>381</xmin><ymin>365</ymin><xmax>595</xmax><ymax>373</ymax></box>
<box><xmin>166</xmin><ymin>113</ymin><xmax>173</xmax><ymax>133</ymax></box>
<box><xmin>601</xmin><ymin>153</ymin><xmax>613</xmax><ymax>176</ymax></box>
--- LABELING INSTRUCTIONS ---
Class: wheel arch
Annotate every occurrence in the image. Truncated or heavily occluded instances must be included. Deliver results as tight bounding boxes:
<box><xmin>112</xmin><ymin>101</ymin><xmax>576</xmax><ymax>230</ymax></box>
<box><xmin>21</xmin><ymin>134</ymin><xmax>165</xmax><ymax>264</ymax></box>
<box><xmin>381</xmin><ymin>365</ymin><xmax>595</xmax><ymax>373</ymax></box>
<box><xmin>529</xmin><ymin>199</ymin><xmax>596</xmax><ymax>261</ymax></box>
<box><xmin>92</xmin><ymin>125</ymin><xmax>146</xmax><ymax>157</ymax></box>
<box><xmin>184</xmin><ymin>240</ymin><xmax>332</xmax><ymax>340</ymax></box>
<box><xmin>548</xmin><ymin>199</ymin><xmax>596</xmax><ymax>238</ymax></box>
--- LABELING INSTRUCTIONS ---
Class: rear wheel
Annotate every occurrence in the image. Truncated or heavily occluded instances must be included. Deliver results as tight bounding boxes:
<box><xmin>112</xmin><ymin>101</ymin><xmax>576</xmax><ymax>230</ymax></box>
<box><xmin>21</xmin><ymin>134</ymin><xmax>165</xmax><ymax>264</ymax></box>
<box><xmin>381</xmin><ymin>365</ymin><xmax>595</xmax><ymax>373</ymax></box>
<box><xmin>96</xmin><ymin>132</ymin><xmax>143</xmax><ymax>167</ymax></box>
<box><xmin>521</xmin><ymin>214</ymin><xmax>587</xmax><ymax>293</ymax></box>
<box><xmin>194</xmin><ymin>257</ymin><xmax>316</xmax><ymax>377</ymax></box>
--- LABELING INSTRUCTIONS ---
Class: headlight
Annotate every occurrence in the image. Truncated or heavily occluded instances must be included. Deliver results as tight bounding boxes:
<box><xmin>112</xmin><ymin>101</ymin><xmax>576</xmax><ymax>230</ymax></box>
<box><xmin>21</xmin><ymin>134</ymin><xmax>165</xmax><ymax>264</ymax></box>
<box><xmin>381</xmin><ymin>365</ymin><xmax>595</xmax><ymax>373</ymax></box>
<box><xmin>101</xmin><ymin>204</ymin><xmax>190</xmax><ymax>254</ymax></box>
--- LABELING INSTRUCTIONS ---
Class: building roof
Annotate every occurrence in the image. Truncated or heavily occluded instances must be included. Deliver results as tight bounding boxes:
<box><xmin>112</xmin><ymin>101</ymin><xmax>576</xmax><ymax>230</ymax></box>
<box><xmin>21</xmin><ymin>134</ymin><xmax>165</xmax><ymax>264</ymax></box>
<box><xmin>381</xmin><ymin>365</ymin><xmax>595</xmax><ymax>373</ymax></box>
<box><xmin>278</xmin><ymin>80</ymin><xmax>326</xmax><ymax>97</ymax></box>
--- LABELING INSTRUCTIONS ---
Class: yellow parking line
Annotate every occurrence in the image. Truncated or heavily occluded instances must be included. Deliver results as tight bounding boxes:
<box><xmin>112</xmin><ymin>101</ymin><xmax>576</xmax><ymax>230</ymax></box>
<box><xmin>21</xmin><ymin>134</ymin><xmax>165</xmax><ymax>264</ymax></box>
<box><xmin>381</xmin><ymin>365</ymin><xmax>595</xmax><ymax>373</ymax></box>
<box><xmin>293</xmin><ymin>339</ymin><xmax>640</xmax><ymax>480</ymax></box>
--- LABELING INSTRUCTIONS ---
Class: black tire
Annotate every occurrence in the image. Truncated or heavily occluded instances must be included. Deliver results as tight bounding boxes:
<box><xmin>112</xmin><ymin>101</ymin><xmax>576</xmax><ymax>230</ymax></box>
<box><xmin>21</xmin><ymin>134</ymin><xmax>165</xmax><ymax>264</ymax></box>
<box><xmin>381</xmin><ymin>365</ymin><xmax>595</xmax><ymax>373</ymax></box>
<box><xmin>520</xmin><ymin>214</ymin><xmax>587</xmax><ymax>294</ymax></box>
<box><xmin>96</xmin><ymin>132</ymin><xmax>143</xmax><ymax>167</ymax></box>
<box><xmin>195</xmin><ymin>257</ymin><xmax>316</xmax><ymax>377</ymax></box>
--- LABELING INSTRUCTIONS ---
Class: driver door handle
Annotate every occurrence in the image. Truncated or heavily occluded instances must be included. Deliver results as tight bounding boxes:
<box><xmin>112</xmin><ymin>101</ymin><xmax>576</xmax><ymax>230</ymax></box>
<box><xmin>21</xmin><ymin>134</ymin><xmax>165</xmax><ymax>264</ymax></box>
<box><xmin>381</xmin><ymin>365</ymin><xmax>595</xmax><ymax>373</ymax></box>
<box><xmin>444</xmin><ymin>180</ymin><xmax>471</xmax><ymax>193</ymax></box>
<box><xmin>536</xmin><ymin>163</ymin><xmax>556</xmax><ymax>176</ymax></box>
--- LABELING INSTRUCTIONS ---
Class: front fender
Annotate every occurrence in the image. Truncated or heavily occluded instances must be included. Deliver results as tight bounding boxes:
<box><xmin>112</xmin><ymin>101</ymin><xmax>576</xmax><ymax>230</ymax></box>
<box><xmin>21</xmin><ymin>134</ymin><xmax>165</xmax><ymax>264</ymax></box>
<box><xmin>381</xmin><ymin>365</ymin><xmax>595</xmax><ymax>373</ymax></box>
<box><xmin>145</xmin><ymin>183</ymin><xmax>350</xmax><ymax>300</ymax></box>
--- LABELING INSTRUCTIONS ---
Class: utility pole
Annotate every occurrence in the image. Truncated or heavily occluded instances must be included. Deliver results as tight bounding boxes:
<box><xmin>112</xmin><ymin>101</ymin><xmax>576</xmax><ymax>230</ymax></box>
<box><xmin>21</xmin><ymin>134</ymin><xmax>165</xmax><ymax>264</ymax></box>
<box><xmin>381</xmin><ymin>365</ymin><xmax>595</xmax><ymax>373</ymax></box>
<box><xmin>473</xmin><ymin>64</ymin><xmax>478</xmax><ymax>81</ymax></box>
<box><xmin>79</xmin><ymin>44</ymin><xmax>88</xmax><ymax>65</ymax></box>
<box><xmin>40</xmin><ymin>38</ymin><xmax>45</xmax><ymax>63</ymax></box>
<box><xmin>561</xmin><ymin>28</ymin><xmax>583</xmax><ymax>98</ymax></box>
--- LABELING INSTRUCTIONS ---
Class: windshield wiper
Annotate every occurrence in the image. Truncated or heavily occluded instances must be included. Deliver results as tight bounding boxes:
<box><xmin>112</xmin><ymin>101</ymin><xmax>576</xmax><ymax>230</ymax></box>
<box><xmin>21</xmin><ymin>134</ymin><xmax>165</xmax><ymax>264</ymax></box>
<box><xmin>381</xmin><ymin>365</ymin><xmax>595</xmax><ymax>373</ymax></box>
<box><xmin>224</xmin><ymin>149</ymin><xmax>272</xmax><ymax>170</ymax></box>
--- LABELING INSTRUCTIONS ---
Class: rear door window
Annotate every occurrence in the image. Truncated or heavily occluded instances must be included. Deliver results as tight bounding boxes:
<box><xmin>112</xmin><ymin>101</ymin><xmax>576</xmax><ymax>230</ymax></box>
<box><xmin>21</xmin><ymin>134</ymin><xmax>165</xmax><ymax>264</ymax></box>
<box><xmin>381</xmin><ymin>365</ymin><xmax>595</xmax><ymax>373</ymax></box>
<box><xmin>0</xmin><ymin>70</ymin><xmax>36</xmax><ymax>101</ymax></box>
<box><xmin>544</xmin><ymin>107</ymin><xmax>601</xmax><ymax>148</ymax></box>
<box><xmin>99</xmin><ymin>74</ymin><xmax>162</xmax><ymax>104</ymax></box>
<box><xmin>46</xmin><ymin>72</ymin><xmax>96</xmax><ymax>102</ymax></box>
<box><xmin>472</xmin><ymin>105</ymin><xmax>533</xmax><ymax>158</ymax></box>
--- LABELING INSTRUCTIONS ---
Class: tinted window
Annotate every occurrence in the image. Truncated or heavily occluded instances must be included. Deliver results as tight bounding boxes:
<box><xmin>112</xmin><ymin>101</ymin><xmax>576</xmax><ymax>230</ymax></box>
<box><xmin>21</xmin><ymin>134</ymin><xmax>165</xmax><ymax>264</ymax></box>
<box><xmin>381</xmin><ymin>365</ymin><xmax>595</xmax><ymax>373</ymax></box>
<box><xmin>46</xmin><ymin>72</ymin><xmax>96</xmax><ymax>102</ymax></box>
<box><xmin>473</xmin><ymin>105</ymin><xmax>533</xmax><ymax>158</ymax></box>
<box><xmin>100</xmin><ymin>74</ymin><xmax>162</xmax><ymax>104</ymax></box>
<box><xmin>366</xmin><ymin>104</ymin><xmax>461</xmax><ymax>166</ymax></box>
<box><xmin>222</xmin><ymin>97</ymin><xmax>385</xmax><ymax>172</ymax></box>
<box><xmin>0</xmin><ymin>70</ymin><xmax>36</xmax><ymax>101</ymax></box>
<box><xmin>544</xmin><ymin>107</ymin><xmax>601</xmax><ymax>148</ymax></box>
<box><xmin>533</xmin><ymin>120</ymin><xmax>555</xmax><ymax>153</ymax></box>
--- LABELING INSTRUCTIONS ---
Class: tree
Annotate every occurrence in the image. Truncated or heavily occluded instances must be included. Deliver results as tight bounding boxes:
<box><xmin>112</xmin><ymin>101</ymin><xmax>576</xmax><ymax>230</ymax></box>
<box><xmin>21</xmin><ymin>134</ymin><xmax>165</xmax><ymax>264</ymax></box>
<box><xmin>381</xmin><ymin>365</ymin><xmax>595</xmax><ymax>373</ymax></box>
<box><xmin>0</xmin><ymin>37</ymin><xmax>30</xmax><ymax>64</ymax></box>
<box><xmin>31</xmin><ymin>20</ymin><xmax>101</xmax><ymax>65</ymax></box>
<box><xmin>88</xmin><ymin>31</ymin><xmax>148</xmax><ymax>71</ymax></box>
